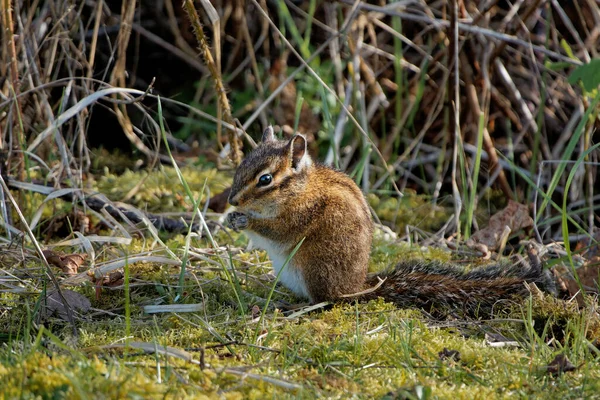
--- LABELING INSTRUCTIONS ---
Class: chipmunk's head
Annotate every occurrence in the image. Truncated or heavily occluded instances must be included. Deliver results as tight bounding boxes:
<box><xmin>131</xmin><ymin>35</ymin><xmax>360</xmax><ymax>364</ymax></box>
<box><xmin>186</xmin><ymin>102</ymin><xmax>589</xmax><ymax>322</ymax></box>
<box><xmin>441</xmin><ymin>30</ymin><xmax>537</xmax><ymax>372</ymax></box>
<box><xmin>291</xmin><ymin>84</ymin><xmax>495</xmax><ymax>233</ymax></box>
<box><xmin>228</xmin><ymin>126</ymin><xmax>312</xmax><ymax>216</ymax></box>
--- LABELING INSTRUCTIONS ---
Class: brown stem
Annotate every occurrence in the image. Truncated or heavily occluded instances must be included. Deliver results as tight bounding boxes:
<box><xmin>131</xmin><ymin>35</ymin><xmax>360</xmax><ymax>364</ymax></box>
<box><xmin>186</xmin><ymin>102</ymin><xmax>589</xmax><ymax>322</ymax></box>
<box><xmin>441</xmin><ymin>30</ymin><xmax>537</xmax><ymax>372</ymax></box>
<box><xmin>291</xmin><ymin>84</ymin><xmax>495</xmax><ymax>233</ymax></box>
<box><xmin>461</xmin><ymin>52</ymin><xmax>514</xmax><ymax>199</ymax></box>
<box><xmin>182</xmin><ymin>0</ymin><xmax>242</xmax><ymax>166</ymax></box>
<box><xmin>2</xmin><ymin>0</ymin><xmax>25</xmax><ymax>180</ymax></box>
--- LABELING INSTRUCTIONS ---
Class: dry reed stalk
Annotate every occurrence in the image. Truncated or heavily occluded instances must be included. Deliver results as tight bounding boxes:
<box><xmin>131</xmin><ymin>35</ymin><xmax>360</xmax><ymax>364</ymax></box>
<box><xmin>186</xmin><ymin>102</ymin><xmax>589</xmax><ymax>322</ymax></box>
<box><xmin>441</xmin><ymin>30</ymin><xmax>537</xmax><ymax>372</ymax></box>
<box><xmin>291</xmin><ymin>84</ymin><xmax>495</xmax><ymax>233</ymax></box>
<box><xmin>449</xmin><ymin>0</ymin><xmax>462</xmax><ymax>238</ymax></box>
<box><xmin>461</xmin><ymin>52</ymin><xmax>514</xmax><ymax>199</ymax></box>
<box><xmin>1</xmin><ymin>0</ymin><xmax>598</xmax><ymax>243</ymax></box>
<box><xmin>182</xmin><ymin>0</ymin><xmax>241</xmax><ymax>166</ymax></box>
<box><xmin>2</xmin><ymin>0</ymin><xmax>25</xmax><ymax>180</ymax></box>
<box><xmin>109</xmin><ymin>0</ymin><xmax>143</xmax><ymax>163</ymax></box>
<box><xmin>86</xmin><ymin>0</ymin><xmax>103</xmax><ymax>80</ymax></box>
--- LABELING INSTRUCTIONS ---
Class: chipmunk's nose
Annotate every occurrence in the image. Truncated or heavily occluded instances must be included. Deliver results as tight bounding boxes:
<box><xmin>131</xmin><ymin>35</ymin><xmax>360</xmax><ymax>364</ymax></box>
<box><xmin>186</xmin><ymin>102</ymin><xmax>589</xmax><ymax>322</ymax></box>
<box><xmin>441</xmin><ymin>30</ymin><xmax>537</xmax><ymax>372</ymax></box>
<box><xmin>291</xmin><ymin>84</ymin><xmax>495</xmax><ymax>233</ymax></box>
<box><xmin>228</xmin><ymin>190</ymin><xmax>239</xmax><ymax>206</ymax></box>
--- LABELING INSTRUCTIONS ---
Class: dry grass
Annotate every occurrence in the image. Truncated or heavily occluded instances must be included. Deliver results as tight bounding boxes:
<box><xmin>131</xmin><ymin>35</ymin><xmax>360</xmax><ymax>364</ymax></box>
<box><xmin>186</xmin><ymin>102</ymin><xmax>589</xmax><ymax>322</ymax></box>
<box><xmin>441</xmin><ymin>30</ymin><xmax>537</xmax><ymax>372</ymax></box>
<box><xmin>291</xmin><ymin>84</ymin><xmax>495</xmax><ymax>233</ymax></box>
<box><xmin>2</xmin><ymin>1</ymin><xmax>598</xmax><ymax>237</ymax></box>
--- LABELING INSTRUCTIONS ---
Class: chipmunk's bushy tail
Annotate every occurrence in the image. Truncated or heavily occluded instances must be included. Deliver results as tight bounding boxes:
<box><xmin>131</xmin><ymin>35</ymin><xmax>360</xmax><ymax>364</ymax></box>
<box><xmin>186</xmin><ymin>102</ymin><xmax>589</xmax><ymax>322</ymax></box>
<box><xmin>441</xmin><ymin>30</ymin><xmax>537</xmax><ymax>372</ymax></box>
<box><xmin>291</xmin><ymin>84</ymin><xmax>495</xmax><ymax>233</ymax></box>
<box><xmin>362</xmin><ymin>258</ymin><xmax>555</xmax><ymax>315</ymax></box>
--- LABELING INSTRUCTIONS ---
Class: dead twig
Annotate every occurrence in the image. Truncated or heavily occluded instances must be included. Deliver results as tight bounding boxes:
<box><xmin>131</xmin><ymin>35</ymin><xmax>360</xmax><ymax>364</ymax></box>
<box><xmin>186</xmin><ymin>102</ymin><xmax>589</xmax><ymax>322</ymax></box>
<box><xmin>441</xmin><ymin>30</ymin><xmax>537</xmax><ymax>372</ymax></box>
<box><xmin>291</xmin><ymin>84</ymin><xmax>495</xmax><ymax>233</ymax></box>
<box><xmin>7</xmin><ymin>178</ymin><xmax>216</xmax><ymax>234</ymax></box>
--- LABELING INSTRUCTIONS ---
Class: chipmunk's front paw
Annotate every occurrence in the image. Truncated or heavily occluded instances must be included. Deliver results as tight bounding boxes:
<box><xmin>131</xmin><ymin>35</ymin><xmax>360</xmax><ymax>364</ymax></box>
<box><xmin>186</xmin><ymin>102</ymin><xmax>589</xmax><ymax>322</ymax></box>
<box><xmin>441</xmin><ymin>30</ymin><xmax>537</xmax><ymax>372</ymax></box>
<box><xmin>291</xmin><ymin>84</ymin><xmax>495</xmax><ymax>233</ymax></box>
<box><xmin>227</xmin><ymin>211</ymin><xmax>248</xmax><ymax>232</ymax></box>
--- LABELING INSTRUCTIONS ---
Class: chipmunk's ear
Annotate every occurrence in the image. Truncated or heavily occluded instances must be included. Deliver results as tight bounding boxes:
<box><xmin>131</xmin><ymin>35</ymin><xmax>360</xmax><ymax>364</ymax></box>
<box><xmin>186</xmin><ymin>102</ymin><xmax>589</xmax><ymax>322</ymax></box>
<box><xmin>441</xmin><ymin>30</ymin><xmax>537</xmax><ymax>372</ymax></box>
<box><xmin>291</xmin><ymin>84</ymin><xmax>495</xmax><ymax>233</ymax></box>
<box><xmin>288</xmin><ymin>134</ymin><xmax>312</xmax><ymax>171</ymax></box>
<box><xmin>261</xmin><ymin>125</ymin><xmax>276</xmax><ymax>143</ymax></box>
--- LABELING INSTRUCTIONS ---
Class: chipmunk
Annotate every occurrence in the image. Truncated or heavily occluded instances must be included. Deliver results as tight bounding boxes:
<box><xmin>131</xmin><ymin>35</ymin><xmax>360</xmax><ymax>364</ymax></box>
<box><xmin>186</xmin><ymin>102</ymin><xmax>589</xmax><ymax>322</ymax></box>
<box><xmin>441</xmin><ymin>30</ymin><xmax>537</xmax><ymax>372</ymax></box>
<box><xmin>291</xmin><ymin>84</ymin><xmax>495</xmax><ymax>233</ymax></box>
<box><xmin>227</xmin><ymin>126</ymin><xmax>552</xmax><ymax>314</ymax></box>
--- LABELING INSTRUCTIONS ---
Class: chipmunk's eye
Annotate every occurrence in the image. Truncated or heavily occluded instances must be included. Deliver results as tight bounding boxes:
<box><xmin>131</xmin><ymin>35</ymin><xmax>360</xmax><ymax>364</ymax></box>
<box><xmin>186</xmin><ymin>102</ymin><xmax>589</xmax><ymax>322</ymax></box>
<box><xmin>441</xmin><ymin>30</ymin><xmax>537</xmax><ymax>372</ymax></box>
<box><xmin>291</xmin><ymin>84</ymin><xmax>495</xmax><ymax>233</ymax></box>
<box><xmin>257</xmin><ymin>173</ymin><xmax>273</xmax><ymax>187</ymax></box>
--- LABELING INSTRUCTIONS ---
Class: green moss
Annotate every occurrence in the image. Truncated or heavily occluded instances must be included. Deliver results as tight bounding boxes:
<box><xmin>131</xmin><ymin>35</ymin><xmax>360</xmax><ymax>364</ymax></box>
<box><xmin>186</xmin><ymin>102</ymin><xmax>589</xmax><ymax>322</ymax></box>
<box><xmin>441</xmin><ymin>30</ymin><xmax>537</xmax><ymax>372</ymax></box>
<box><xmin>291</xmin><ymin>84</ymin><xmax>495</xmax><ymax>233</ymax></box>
<box><xmin>90</xmin><ymin>148</ymin><xmax>144</xmax><ymax>173</ymax></box>
<box><xmin>2</xmin><ymin>287</ymin><xmax>600</xmax><ymax>398</ymax></box>
<box><xmin>369</xmin><ymin>235</ymin><xmax>453</xmax><ymax>274</ymax></box>
<box><xmin>0</xmin><ymin>348</ymin><xmax>222</xmax><ymax>399</ymax></box>
<box><xmin>368</xmin><ymin>190</ymin><xmax>451</xmax><ymax>234</ymax></box>
<box><xmin>95</xmin><ymin>166</ymin><xmax>231</xmax><ymax>212</ymax></box>
<box><xmin>3</xmin><ymin>161</ymin><xmax>600</xmax><ymax>398</ymax></box>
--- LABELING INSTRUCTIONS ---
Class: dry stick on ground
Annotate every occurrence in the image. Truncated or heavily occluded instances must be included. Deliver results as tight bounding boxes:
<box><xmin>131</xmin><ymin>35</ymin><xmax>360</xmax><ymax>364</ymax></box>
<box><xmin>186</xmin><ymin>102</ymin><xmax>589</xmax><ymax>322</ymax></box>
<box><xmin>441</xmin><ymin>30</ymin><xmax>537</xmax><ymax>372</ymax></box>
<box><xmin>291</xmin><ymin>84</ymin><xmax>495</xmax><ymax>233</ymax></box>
<box><xmin>7</xmin><ymin>178</ymin><xmax>215</xmax><ymax>234</ymax></box>
<box><xmin>183</xmin><ymin>0</ymin><xmax>241</xmax><ymax>166</ymax></box>
<box><xmin>0</xmin><ymin>175</ymin><xmax>78</xmax><ymax>336</ymax></box>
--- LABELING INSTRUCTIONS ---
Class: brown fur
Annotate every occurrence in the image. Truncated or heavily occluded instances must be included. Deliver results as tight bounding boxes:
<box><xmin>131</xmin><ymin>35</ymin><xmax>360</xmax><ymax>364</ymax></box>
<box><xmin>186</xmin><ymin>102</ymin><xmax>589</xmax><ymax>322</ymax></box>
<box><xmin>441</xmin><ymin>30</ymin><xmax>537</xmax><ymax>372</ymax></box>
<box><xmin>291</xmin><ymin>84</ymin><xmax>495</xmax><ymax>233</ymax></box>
<box><xmin>229</xmin><ymin>128</ymin><xmax>372</xmax><ymax>302</ymax></box>
<box><xmin>363</xmin><ymin>260</ymin><xmax>548</xmax><ymax>314</ymax></box>
<box><xmin>228</xmin><ymin>127</ymin><xmax>550</xmax><ymax>313</ymax></box>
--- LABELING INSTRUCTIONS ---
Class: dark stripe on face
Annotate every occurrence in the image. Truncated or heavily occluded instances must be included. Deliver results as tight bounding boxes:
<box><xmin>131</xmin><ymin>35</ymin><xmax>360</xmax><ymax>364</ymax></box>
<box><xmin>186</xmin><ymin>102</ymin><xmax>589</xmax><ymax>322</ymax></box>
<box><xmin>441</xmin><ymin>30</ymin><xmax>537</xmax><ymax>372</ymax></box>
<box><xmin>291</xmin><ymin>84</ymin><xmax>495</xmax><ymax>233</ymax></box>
<box><xmin>234</xmin><ymin>162</ymin><xmax>270</xmax><ymax>186</ymax></box>
<box><xmin>276</xmin><ymin>174</ymin><xmax>295</xmax><ymax>191</ymax></box>
<box><xmin>252</xmin><ymin>174</ymin><xmax>294</xmax><ymax>200</ymax></box>
<box><xmin>252</xmin><ymin>162</ymin><xmax>273</xmax><ymax>176</ymax></box>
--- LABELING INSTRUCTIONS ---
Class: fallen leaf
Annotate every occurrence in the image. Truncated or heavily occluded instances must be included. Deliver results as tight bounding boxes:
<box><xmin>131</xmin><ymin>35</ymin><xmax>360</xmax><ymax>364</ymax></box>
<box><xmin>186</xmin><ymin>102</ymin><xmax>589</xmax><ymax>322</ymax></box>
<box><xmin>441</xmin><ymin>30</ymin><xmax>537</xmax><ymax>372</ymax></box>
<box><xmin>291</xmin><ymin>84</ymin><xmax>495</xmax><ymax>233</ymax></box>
<box><xmin>554</xmin><ymin>228</ymin><xmax>600</xmax><ymax>304</ymax></box>
<box><xmin>42</xmin><ymin>289</ymin><xmax>91</xmax><ymax>321</ymax></box>
<box><xmin>43</xmin><ymin>250</ymin><xmax>87</xmax><ymax>276</ymax></box>
<box><xmin>90</xmin><ymin>271</ymin><xmax>125</xmax><ymax>300</ymax></box>
<box><xmin>467</xmin><ymin>200</ymin><xmax>533</xmax><ymax>254</ymax></box>
<box><xmin>553</xmin><ymin>262</ymin><xmax>599</xmax><ymax>305</ymax></box>
<box><xmin>574</xmin><ymin>228</ymin><xmax>600</xmax><ymax>259</ymax></box>
<box><xmin>251</xmin><ymin>305</ymin><xmax>261</xmax><ymax>319</ymax></box>
<box><xmin>101</xmin><ymin>271</ymin><xmax>125</xmax><ymax>287</ymax></box>
<box><xmin>546</xmin><ymin>354</ymin><xmax>577</xmax><ymax>375</ymax></box>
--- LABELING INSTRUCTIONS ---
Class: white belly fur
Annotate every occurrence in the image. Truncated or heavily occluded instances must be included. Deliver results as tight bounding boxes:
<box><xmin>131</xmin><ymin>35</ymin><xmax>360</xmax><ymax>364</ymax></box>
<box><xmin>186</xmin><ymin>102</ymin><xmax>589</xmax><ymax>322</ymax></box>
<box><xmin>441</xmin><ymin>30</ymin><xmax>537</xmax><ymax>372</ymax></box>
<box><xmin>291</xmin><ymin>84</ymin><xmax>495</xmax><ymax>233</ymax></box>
<box><xmin>245</xmin><ymin>232</ymin><xmax>310</xmax><ymax>299</ymax></box>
